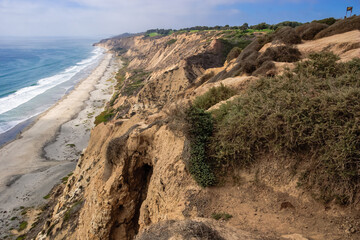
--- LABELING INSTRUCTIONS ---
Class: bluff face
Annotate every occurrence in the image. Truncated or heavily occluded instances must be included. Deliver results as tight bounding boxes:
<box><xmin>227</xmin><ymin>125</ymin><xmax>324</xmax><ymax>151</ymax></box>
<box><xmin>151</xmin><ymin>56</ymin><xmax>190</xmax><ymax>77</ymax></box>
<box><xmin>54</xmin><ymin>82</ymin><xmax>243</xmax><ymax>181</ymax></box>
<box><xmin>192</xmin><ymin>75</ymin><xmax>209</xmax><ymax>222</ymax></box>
<box><xmin>32</xmin><ymin>21</ymin><xmax>360</xmax><ymax>240</ymax></box>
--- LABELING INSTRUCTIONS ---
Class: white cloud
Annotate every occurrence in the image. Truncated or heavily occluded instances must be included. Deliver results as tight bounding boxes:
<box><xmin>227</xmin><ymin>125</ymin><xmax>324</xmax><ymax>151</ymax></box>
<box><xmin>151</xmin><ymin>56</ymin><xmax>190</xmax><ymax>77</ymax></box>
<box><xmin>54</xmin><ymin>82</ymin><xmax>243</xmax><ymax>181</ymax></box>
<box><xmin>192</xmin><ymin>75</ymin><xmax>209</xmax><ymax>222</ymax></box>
<box><xmin>0</xmin><ymin>0</ymin><xmax>317</xmax><ymax>37</ymax></box>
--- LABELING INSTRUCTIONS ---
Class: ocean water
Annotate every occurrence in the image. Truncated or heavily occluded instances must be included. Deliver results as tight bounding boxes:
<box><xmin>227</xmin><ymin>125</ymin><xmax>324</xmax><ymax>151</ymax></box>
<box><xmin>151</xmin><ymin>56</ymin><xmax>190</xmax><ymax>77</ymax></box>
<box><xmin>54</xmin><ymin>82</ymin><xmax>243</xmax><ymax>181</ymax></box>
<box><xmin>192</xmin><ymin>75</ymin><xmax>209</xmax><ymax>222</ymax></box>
<box><xmin>0</xmin><ymin>37</ymin><xmax>105</xmax><ymax>146</ymax></box>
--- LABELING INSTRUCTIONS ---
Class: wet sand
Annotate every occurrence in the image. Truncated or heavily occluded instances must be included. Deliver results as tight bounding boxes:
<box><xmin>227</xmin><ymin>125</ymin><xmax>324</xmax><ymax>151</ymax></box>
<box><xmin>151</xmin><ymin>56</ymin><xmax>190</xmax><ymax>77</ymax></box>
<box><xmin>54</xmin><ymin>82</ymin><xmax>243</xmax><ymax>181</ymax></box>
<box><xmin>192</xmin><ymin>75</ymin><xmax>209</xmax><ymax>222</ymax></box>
<box><xmin>0</xmin><ymin>52</ymin><xmax>119</xmax><ymax>222</ymax></box>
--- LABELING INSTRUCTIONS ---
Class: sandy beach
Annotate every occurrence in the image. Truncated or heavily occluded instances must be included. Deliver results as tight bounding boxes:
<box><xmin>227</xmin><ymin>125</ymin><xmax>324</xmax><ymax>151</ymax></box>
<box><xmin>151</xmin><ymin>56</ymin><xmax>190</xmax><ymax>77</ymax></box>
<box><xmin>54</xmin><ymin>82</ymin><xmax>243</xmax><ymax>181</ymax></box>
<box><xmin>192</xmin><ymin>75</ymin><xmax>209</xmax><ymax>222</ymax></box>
<box><xmin>0</xmin><ymin>52</ymin><xmax>119</xmax><ymax>226</ymax></box>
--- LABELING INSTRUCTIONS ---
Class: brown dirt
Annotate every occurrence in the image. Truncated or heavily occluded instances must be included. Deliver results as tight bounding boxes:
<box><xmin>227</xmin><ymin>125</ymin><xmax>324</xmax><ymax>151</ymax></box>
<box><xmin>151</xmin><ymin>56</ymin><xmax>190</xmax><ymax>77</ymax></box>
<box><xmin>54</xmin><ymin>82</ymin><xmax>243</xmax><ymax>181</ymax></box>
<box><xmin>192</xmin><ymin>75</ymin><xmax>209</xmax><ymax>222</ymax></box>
<box><xmin>201</xmin><ymin>157</ymin><xmax>360</xmax><ymax>240</ymax></box>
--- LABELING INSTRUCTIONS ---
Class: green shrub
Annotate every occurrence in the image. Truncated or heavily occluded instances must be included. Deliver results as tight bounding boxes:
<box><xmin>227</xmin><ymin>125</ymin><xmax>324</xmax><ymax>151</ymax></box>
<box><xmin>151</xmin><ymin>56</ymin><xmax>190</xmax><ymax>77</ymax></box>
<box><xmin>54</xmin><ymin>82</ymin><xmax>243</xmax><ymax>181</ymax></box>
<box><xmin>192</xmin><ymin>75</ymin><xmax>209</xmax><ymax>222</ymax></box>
<box><xmin>271</xmin><ymin>21</ymin><xmax>303</xmax><ymax>30</ymax></box>
<box><xmin>295</xmin><ymin>22</ymin><xmax>328</xmax><ymax>40</ymax></box>
<box><xmin>63</xmin><ymin>200</ymin><xmax>84</xmax><ymax>222</ymax></box>
<box><xmin>257</xmin><ymin>45</ymin><xmax>301</xmax><ymax>65</ymax></box>
<box><xmin>121</xmin><ymin>69</ymin><xmax>150</xmax><ymax>96</ymax></box>
<box><xmin>273</xmin><ymin>27</ymin><xmax>301</xmax><ymax>45</ymax></box>
<box><xmin>114</xmin><ymin>61</ymin><xmax>129</xmax><ymax>90</ymax></box>
<box><xmin>94</xmin><ymin>109</ymin><xmax>116</xmax><ymax>125</ymax></box>
<box><xmin>43</xmin><ymin>194</ymin><xmax>51</xmax><ymax>199</ymax></box>
<box><xmin>61</xmin><ymin>176</ymin><xmax>69</xmax><ymax>184</ymax></box>
<box><xmin>211</xmin><ymin>212</ymin><xmax>233</xmax><ymax>221</ymax></box>
<box><xmin>251</xmin><ymin>22</ymin><xmax>270</xmax><ymax>30</ymax></box>
<box><xmin>220</xmin><ymin>38</ymin><xmax>252</xmax><ymax>63</ymax></box>
<box><xmin>109</xmin><ymin>92</ymin><xmax>120</xmax><ymax>106</ymax></box>
<box><xmin>313</xmin><ymin>17</ymin><xmax>337</xmax><ymax>26</ymax></box>
<box><xmin>18</xmin><ymin>221</ymin><xmax>28</xmax><ymax>231</ymax></box>
<box><xmin>211</xmin><ymin>53</ymin><xmax>360</xmax><ymax>203</ymax></box>
<box><xmin>193</xmin><ymin>84</ymin><xmax>236</xmax><ymax>110</ymax></box>
<box><xmin>226</xmin><ymin>47</ymin><xmax>242</xmax><ymax>62</ymax></box>
<box><xmin>314</xmin><ymin>16</ymin><xmax>360</xmax><ymax>39</ymax></box>
<box><xmin>166</xmin><ymin>39</ymin><xmax>177</xmax><ymax>46</ymax></box>
<box><xmin>197</xmin><ymin>71</ymin><xmax>215</xmax><ymax>86</ymax></box>
<box><xmin>294</xmin><ymin>52</ymin><xmax>339</xmax><ymax>78</ymax></box>
<box><xmin>186</xmin><ymin>106</ymin><xmax>216</xmax><ymax>187</ymax></box>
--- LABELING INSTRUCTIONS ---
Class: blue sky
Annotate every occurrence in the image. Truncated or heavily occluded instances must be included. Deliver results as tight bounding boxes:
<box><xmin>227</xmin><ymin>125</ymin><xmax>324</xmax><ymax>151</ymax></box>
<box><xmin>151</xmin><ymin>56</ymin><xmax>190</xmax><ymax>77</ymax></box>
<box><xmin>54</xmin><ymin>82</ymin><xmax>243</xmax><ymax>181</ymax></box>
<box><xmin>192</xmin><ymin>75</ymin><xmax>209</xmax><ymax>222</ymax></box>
<box><xmin>0</xmin><ymin>0</ymin><xmax>359</xmax><ymax>37</ymax></box>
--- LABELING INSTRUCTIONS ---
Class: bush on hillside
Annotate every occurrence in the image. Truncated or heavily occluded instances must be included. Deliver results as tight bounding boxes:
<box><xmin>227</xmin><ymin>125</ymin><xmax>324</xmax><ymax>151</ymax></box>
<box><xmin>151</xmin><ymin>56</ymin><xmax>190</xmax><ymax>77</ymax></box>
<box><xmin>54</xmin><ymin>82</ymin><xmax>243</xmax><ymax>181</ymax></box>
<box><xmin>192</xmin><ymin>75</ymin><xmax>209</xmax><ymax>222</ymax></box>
<box><xmin>250</xmin><ymin>22</ymin><xmax>270</xmax><ymax>30</ymax></box>
<box><xmin>220</xmin><ymin>38</ymin><xmax>251</xmax><ymax>63</ymax></box>
<box><xmin>121</xmin><ymin>69</ymin><xmax>150</xmax><ymax>96</ymax></box>
<box><xmin>257</xmin><ymin>46</ymin><xmax>302</xmax><ymax>65</ymax></box>
<box><xmin>295</xmin><ymin>22</ymin><xmax>328</xmax><ymax>40</ymax></box>
<box><xmin>197</xmin><ymin>71</ymin><xmax>215</xmax><ymax>86</ymax></box>
<box><xmin>94</xmin><ymin>109</ymin><xmax>116</xmax><ymax>125</ymax></box>
<box><xmin>314</xmin><ymin>15</ymin><xmax>360</xmax><ymax>39</ymax></box>
<box><xmin>166</xmin><ymin>39</ymin><xmax>177</xmax><ymax>46</ymax></box>
<box><xmin>193</xmin><ymin>84</ymin><xmax>236</xmax><ymax>110</ymax></box>
<box><xmin>313</xmin><ymin>17</ymin><xmax>337</xmax><ymax>26</ymax></box>
<box><xmin>186</xmin><ymin>106</ymin><xmax>215</xmax><ymax>187</ymax></box>
<box><xmin>185</xmin><ymin>85</ymin><xmax>238</xmax><ymax>187</ymax></box>
<box><xmin>236</xmin><ymin>39</ymin><xmax>263</xmax><ymax>61</ymax></box>
<box><xmin>257</xmin><ymin>33</ymin><xmax>275</xmax><ymax>46</ymax></box>
<box><xmin>231</xmin><ymin>45</ymin><xmax>300</xmax><ymax>77</ymax></box>
<box><xmin>210</xmin><ymin>52</ymin><xmax>360</xmax><ymax>204</ymax></box>
<box><xmin>270</xmin><ymin>21</ymin><xmax>303</xmax><ymax>30</ymax></box>
<box><xmin>226</xmin><ymin>47</ymin><xmax>242</xmax><ymax>62</ymax></box>
<box><xmin>294</xmin><ymin>52</ymin><xmax>339</xmax><ymax>78</ymax></box>
<box><xmin>241</xmin><ymin>60</ymin><xmax>257</xmax><ymax>74</ymax></box>
<box><xmin>273</xmin><ymin>27</ymin><xmax>302</xmax><ymax>45</ymax></box>
<box><xmin>252</xmin><ymin>61</ymin><xmax>275</xmax><ymax>76</ymax></box>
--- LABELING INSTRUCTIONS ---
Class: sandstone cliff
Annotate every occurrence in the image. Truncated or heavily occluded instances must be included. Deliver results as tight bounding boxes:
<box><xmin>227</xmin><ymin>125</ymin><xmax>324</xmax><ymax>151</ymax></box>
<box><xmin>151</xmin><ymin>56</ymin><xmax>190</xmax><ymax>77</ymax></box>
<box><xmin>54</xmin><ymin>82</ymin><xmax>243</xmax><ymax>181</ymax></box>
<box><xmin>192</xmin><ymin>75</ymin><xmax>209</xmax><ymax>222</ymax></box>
<box><xmin>29</xmin><ymin>19</ymin><xmax>360</xmax><ymax>240</ymax></box>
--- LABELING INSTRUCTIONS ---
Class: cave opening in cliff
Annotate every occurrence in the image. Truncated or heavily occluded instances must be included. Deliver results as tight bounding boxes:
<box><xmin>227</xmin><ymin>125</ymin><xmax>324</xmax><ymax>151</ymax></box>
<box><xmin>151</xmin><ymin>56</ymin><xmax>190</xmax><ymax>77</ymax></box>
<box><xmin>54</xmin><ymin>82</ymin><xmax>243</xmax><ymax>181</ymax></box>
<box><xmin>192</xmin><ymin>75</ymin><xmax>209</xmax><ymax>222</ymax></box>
<box><xmin>129</xmin><ymin>164</ymin><xmax>153</xmax><ymax>238</ymax></box>
<box><xmin>132</xmin><ymin>164</ymin><xmax>153</xmax><ymax>235</ymax></box>
<box><xmin>110</xmin><ymin>163</ymin><xmax>153</xmax><ymax>240</ymax></box>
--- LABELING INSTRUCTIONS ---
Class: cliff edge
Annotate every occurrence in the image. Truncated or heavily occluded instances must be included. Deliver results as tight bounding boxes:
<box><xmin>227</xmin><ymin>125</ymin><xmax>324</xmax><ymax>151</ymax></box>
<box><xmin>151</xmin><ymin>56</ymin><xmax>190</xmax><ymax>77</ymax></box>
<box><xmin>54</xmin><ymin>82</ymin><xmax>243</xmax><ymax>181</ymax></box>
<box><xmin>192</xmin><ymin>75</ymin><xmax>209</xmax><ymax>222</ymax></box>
<box><xmin>19</xmin><ymin>16</ymin><xmax>360</xmax><ymax>240</ymax></box>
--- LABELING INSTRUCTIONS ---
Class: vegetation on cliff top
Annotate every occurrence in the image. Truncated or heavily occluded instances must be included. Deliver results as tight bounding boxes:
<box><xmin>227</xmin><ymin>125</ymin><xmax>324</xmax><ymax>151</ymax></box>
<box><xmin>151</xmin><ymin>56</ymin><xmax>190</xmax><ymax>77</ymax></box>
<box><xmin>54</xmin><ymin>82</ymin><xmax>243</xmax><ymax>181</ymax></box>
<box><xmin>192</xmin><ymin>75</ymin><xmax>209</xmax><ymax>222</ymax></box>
<box><xmin>192</xmin><ymin>84</ymin><xmax>236</xmax><ymax>110</ymax></box>
<box><xmin>186</xmin><ymin>106</ymin><xmax>216</xmax><ymax>187</ymax></box>
<box><xmin>140</xmin><ymin>17</ymin><xmax>336</xmax><ymax>40</ymax></box>
<box><xmin>186</xmin><ymin>52</ymin><xmax>360</xmax><ymax>205</ymax></box>
<box><xmin>208</xmin><ymin>52</ymin><xmax>360</xmax><ymax>204</ymax></box>
<box><xmin>186</xmin><ymin>85</ymin><xmax>236</xmax><ymax>187</ymax></box>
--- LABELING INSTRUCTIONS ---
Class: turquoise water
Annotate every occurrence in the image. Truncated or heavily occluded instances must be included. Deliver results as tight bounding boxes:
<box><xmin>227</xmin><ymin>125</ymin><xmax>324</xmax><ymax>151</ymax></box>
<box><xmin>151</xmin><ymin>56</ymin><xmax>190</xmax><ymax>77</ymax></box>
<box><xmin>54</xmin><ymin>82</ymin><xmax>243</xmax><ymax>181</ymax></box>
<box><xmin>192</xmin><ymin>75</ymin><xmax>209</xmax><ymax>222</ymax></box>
<box><xmin>0</xmin><ymin>37</ymin><xmax>105</xmax><ymax>145</ymax></box>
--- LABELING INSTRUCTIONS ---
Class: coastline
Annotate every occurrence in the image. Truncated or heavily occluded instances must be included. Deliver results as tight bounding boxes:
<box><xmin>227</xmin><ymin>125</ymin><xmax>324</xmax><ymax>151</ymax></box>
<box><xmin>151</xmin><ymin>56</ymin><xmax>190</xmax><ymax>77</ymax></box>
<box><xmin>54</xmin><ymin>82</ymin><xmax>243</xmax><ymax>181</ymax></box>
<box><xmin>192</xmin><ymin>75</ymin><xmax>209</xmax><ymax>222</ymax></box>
<box><xmin>0</xmin><ymin>51</ymin><xmax>118</xmax><ymax>225</ymax></box>
<box><xmin>0</xmin><ymin>50</ymin><xmax>104</xmax><ymax>150</ymax></box>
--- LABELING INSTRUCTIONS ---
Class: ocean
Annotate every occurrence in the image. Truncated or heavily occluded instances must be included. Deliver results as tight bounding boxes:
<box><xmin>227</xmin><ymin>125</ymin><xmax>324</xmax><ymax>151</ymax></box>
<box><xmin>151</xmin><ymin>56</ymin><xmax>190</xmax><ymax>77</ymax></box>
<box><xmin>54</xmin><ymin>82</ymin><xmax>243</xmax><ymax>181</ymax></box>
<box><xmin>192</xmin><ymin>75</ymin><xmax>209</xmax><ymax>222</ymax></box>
<box><xmin>0</xmin><ymin>37</ymin><xmax>105</xmax><ymax>146</ymax></box>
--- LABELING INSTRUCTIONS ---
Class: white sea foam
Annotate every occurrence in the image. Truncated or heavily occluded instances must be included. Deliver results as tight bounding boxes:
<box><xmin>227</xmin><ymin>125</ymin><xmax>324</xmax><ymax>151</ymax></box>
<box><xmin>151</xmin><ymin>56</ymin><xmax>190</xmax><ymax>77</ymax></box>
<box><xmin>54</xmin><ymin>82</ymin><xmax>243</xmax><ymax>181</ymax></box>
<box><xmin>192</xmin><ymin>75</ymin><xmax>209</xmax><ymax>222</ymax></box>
<box><xmin>0</xmin><ymin>47</ymin><xmax>104</xmax><ymax>116</ymax></box>
<box><xmin>0</xmin><ymin>47</ymin><xmax>105</xmax><ymax>135</ymax></box>
<box><xmin>0</xmin><ymin>112</ymin><xmax>40</xmax><ymax>134</ymax></box>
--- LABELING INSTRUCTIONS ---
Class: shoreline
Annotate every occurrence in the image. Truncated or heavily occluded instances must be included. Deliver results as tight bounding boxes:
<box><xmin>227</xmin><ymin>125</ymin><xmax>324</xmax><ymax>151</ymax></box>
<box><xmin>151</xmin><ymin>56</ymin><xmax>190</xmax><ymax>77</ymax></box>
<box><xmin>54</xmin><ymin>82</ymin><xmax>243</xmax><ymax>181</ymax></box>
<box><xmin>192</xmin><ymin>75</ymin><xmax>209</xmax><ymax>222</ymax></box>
<box><xmin>0</xmin><ymin>52</ymin><xmax>104</xmax><ymax>150</ymax></box>
<box><xmin>0</xmin><ymin>52</ymin><xmax>119</xmax><ymax>228</ymax></box>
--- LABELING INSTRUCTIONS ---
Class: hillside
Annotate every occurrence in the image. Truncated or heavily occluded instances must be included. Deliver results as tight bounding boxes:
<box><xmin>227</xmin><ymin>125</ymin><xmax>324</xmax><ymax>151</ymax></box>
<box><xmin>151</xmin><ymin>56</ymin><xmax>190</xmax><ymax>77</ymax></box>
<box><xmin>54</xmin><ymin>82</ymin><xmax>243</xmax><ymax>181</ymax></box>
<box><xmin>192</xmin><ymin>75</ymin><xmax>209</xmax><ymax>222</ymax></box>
<box><xmin>13</xmin><ymin>16</ymin><xmax>360</xmax><ymax>240</ymax></box>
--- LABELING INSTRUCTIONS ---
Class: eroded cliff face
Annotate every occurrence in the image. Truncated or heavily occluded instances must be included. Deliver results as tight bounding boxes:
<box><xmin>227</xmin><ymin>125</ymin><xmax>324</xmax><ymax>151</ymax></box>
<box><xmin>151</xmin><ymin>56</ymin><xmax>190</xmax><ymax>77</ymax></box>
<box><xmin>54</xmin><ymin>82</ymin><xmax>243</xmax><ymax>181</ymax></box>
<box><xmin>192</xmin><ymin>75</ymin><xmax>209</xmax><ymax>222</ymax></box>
<box><xmin>34</xmin><ymin>31</ymin><xmax>231</xmax><ymax>240</ymax></box>
<box><xmin>33</xmin><ymin>29</ymin><xmax>360</xmax><ymax>240</ymax></box>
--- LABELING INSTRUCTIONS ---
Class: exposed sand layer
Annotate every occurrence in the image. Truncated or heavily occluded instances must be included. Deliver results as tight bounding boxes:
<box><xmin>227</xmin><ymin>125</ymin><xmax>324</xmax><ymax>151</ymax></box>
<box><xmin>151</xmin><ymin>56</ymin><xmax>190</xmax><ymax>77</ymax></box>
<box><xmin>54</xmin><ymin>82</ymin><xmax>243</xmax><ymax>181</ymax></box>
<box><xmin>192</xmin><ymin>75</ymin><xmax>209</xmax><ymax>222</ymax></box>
<box><xmin>0</xmin><ymin>53</ymin><xmax>119</xmax><ymax>227</ymax></box>
<box><xmin>297</xmin><ymin>30</ymin><xmax>360</xmax><ymax>60</ymax></box>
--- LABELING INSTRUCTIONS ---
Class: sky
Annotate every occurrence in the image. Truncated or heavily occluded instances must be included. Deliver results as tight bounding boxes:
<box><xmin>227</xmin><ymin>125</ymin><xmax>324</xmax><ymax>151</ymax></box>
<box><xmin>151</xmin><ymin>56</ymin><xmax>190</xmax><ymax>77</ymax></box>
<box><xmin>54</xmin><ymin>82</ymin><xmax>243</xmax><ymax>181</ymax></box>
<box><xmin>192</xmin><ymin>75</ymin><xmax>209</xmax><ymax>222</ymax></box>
<box><xmin>0</xmin><ymin>0</ymin><xmax>359</xmax><ymax>37</ymax></box>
